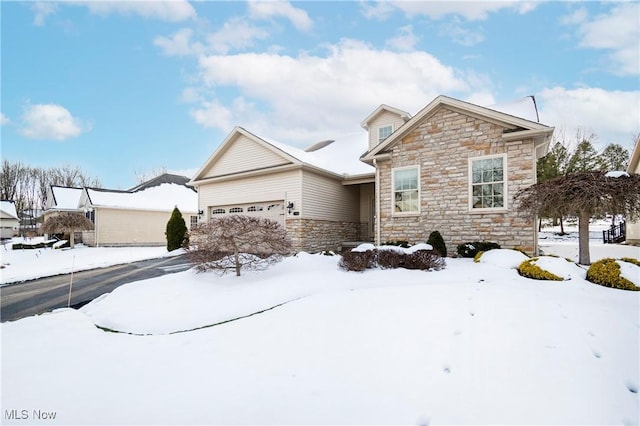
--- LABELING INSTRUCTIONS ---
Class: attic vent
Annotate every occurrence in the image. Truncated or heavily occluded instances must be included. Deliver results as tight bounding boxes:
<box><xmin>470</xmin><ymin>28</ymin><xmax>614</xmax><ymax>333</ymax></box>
<box><xmin>503</xmin><ymin>127</ymin><xmax>527</xmax><ymax>134</ymax></box>
<box><xmin>305</xmin><ymin>139</ymin><xmax>335</xmax><ymax>152</ymax></box>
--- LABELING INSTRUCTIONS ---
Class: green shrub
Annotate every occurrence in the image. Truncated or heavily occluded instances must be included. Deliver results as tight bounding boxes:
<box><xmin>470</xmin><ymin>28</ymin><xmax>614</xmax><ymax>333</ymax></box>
<box><xmin>586</xmin><ymin>258</ymin><xmax>639</xmax><ymax>291</ymax></box>
<box><xmin>457</xmin><ymin>241</ymin><xmax>501</xmax><ymax>258</ymax></box>
<box><xmin>166</xmin><ymin>206</ymin><xmax>188</xmax><ymax>252</ymax></box>
<box><xmin>427</xmin><ymin>231</ymin><xmax>447</xmax><ymax>257</ymax></box>
<box><xmin>621</xmin><ymin>257</ymin><xmax>640</xmax><ymax>267</ymax></box>
<box><xmin>517</xmin><ymin>258</ymin><xmax>563</xmax><ymax>281</ymax></box>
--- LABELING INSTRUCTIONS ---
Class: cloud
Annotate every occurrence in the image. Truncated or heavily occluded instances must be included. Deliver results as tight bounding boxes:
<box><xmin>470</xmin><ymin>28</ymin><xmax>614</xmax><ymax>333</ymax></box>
<box><xmin>247</xmin><ymin>1</ymin><xmax>313</xmax><ymax>31</ymax></box>
<box><xmin>438</xmin><ymin>17</ymin><xmax>484</xmax><ymax>46</ymax></box>
<box><xmin>154</xmin><ymin>28</ymin><xmax>204</xmax><ymax>56</ymax></box>
<box><xmin>538</xmin><ymin>87</ymin><xmax>640</xmax><ymax>150</ymax></box>
<box><xmin>564</xmin><ymin>3</ymin><xmax>639</xmax><ymax>76</ymax></box>
<box><xmin>0</xmin><ymin>113</ymin><xmax>10</xmax><ymax>126</ymax></box>
<box><xmin>385</xmin><ymin>25</ymin><xmax>419</xmax><ymax>51</ymax></box>
<box><xmin>33</xmin><ymin>0</ymin><xmax>196</xmax><ymax>24</ymax></box>
<box><xmin>190</xmin><ymin>39</ymin><xmax>475</xmax><ymax>144</ymax></box>
<box><xmin>20</xmin><ymin>104</ymin><xmax>90</xmax><ymax>141</ymax></box>
<box><xmin>361</xmin><ymin>1</ymin><xmax>538</xmax><ymax>21</ymax></box>
<box><xmin>206</xmin><ymin>18</ymin><xmax>270</xmax><ymax>54</ymax></box>
<box><xmin>31</xmin><ymin>2</ymin><xmax>57</xmax><ymax>26</ymax></box>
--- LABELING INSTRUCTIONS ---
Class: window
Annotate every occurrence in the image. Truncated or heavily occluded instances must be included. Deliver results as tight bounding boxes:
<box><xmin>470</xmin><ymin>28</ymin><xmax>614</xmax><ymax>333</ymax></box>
<box><xmin>378</xmin><ymin>125</ymin><xmax>393</xmax><ymax>142</ymax></box>
<box><xmin>392</xmin><ymin>166</ymin><xmax>419</xmax><ymax>213</ymax></box>
<box><xmin>229</xmin><ymin>207</ymin><xmax>243</xmax><ymax>213</ymax></box>
<box><xmin>190</xmin><ymin>216</ymin><xmax>198</xmax><ymax>230</ymax></box>
<box><xmin>211</xmin><ymin>208</ymin><xmax>225</xmax><ymax>215</ymax></box>
<box><xmin>470</xmin><ymin>155</ymin><xmax>506</xmax><ymax>210</ymax></box>
<box><xmin>247</xmin><ymin>205</ymin><xmax>263</xmax><ymax>212</ymax></box>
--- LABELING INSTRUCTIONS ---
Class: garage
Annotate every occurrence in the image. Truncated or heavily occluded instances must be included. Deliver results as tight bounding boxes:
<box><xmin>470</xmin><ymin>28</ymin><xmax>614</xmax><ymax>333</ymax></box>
<box><xmin>209</xmin><ymin>201</ymin><xmax>285</xmax><ymax>226</ymax></box>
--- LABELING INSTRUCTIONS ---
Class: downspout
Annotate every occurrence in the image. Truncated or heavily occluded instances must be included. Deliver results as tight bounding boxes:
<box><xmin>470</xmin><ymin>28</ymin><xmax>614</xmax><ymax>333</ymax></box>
<box><xmin>374</xmin><ymin>158</ymin><xmax>381</xmax><ymax>246</ymax></box>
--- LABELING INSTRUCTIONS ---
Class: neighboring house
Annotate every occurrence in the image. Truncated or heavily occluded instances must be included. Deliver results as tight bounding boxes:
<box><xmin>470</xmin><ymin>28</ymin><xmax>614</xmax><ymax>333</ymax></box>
<box><xmin>42</xmin><ymin>174</ymin><xmax>198</xmax><ymax>247</ymax></box>
<box><xmin>0</xmin><ymin>200</ymin><xmax>20</xmax><ymax>239</ymax></box>
<box><xmin>626</xmin><ymin>137</ymin><xmax>640</xmax><ymax>245</ymax></box>
<box><xmin>79</xmin><ymin>182</ymin><xmax>198</xmax><ymax>247</ymax></box>
<box><xmin>191</xmin><ymin>95</ymin><xmax>554</xmax><ymax>254</ymax></box>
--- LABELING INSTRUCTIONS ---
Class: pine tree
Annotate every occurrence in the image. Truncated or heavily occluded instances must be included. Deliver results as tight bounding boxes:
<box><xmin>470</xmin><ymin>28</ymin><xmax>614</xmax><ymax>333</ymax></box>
<box><xmin>166</xmin><ymin>206</ymin><xmax>188</xmax><ymax>252</ymax></box>
<box><xmin>567</xmin><ymin>140</ymin><xmax>602</xmax><ymax>173</ymax></box>
<box><xmin>598</xmin><ymin>143</ymin><xmax>629</xmax><ymax>172</ymax></box>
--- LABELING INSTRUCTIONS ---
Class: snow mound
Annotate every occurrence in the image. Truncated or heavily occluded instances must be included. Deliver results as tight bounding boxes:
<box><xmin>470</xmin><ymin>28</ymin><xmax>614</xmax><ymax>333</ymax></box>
<box><xmin>617</xmin><ymin>260</ymin><xmax>640</xmax><ymax>287</ymax></box>
<box><xmin>352</xmin><ymin>243</ymin><xmax>434</xmax><ymax>254</ymax></box>
<box><xmin>531</xmin><ymin>256</ymin><xmax>587</xmax><ymax>281</ymax></box>
<box><xmin>605</xmin><ymin>171</ymin><xmax>630</xmax><ymax>178</ymax></box>
<box><xmin>477</xmin><ymin>249</ymin><xmax>529</xmax><ymax>269</ymax></box>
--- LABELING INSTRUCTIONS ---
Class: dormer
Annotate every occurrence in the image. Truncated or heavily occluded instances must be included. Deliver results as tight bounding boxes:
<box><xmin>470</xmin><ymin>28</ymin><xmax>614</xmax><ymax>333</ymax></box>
<box><xmin>360</xmin><ymin>104</ymin><xmax>411</xmax><ymax>151</ymax></box>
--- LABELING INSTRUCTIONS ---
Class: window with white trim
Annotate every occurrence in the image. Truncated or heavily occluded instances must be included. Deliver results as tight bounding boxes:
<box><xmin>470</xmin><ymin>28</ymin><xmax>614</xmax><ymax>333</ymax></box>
<box><xmin>378</xmin><ymin>125</ymin><xmax>393</xmax><ymax>142</ymax></box>
<box><xmin>229</xmin><ymin>207</ymin><xmax>243</xmax><ymax>213</ymax></box>
<box><xmin>470</xmin><ymin>154</ymin><xmax>506</xmax><ymax>210</ymax></box>
<box><xmin>211</xmin><ymin>208</ymin><xmax>225</xmax><ymax>215</ymax></box>
<box><xmin>392</xmin><ymin>166</ymin><xmax>419</xmax><ymax>213</ymax></box>
<box><xmin>190</xmin><ymin>215</ymin><xmax>198</xmax><ymax>230</ymax></box>
<box><xmin>247</xmin><ymin>205</ymin><xmax>263</xmax><ymax>212</ymax></box>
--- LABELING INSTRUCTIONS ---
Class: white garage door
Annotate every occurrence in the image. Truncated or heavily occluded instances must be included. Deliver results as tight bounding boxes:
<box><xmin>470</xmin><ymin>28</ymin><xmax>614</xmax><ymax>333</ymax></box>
<box><xmin>210</xmin><ymin>201</ymin><xmax>285</xmax><ymax>226</ymax></box>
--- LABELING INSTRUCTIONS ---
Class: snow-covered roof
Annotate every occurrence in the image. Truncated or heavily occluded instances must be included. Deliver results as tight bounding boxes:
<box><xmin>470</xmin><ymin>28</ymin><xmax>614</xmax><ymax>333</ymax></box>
<box><xmin>0</xmin><ymin>200</ymin><xmax>19</xmax><ymax>219</ymax></box>
<box><xmin>86</xmin><ymin>183</ymin><xmax>198</xmax><ymax>213</ymax></box>
<box><xmin>264</xmin><ymin>133</ymin><xmax>374</xmax><ymax>177</ymax></box>
<box><xmin>51</xmin><ymin>186</ymin><xmax>84</xmax><ymax>210</ymax></box>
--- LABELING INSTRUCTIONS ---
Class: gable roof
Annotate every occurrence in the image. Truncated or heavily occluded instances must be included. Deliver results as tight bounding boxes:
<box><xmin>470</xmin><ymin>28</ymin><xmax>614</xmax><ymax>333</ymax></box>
<box><xmin>360</xmin><ymin>104</ymin><xmax>411</xmax><ymax>130</ymax></box>
<box><xmin>128</xmin><ymin>173</ymin><xmax>194</xmax><ymax>192</ymax></box>
<box><xmin>361</xmin><ymin>95</ymin><xmax>554</xmax><ymax>162</ymax></box>
<box><xmin>49</xmin><ymin>186</ymin><xmax>84</xmax><ymax>210</ymax></box>
<box><xmin>0</xmin><ymin>200</ymin><xmax>19</xmax><ymax>220</ymax></box>
<box><xmin>191</xmin><ymin>126</ymin><xmax>373</xmax><ymax>184</ymax></box>
<box><xmin>85</xmin><ymin>183</ymin><xmax>197</xmax><ymax>213</ymax></box>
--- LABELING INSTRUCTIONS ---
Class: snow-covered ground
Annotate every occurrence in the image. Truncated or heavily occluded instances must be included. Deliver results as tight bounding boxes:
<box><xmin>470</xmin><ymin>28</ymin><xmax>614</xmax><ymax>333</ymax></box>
<box><xmin>1</xmin><ymin>221</ymin><xmax>639</xmax><ymax>425</ymax></box>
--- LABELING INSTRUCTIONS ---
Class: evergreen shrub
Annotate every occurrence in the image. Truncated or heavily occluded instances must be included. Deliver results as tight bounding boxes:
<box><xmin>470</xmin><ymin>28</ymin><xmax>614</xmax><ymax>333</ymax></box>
<box><xmin>427</xmin><ymin>231</ymin><xmax>447</xmax><ymax>257</ymax></box>
<box><xmin>457</xmin><ymin>241</ymin><xmax>501</xmax><ymax>258</ymax></box>
<box><xmin>586</xmin><ymin>258</ymin><xmax>639</xmax><ymax>291</ymax></box>
<box><xmin>166</xmin><ymin>206</ymin><xmax>188</xmax><ymax>252</ymax></box>
<box><xmin>517</xmin><ymin>258</ymin><xmax>563</xmax><ymax>281</ymax></box>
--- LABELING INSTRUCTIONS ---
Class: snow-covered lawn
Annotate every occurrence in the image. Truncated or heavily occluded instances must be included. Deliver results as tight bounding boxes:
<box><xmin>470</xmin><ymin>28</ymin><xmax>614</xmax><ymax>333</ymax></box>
<box><xmin>2</xmin><ymin>248</ymin><xmax>640</xmax><ymax>424</ymax></box>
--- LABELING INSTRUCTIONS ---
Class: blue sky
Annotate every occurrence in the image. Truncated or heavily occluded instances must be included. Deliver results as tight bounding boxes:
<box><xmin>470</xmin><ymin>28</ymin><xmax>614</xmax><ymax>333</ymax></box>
<box><xmin>2</xmin><ymin>1</ymin><xmax>639</xmax><ymax>189</ymax></box>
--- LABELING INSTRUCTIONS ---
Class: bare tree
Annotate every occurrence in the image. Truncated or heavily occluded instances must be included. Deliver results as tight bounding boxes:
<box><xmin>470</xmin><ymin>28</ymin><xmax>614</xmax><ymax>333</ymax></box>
<box><xmin>134</xmin><ymin>166</ymin><xmax>168</xmax><ymax>184</ymax></box>
<box><xmin>187</xmin><ymin>215</ymin><xmax>291</xmax><ymax>276</ymax></box>
<box><xmin>41</xmin><ymin>212</ymin><xmax>94</xmax><ymax>249</ymax></box>
<box><xmin>515</xmin><ymin>171</ymin><xmax>640</xmax><ymax>265</ymax></box>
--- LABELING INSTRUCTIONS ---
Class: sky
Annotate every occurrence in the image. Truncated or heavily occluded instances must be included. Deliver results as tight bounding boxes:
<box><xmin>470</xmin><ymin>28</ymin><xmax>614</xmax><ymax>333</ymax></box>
<box><xmin>2</xmin><ymin>1</ymin><xmax>639</xmax><ymax>189</ymax></box>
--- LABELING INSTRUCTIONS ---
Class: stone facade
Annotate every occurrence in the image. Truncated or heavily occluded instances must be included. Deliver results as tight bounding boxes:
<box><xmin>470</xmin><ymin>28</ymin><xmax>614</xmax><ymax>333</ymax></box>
<box><xmin>286</xmin><ymin>218</ymin><xmax>361</xmax><ymax>253</ymax></box>
<box><xmin>377</xmin><ymin>106</ymin><xmax>538</xmax><ymax>255</ymax></box>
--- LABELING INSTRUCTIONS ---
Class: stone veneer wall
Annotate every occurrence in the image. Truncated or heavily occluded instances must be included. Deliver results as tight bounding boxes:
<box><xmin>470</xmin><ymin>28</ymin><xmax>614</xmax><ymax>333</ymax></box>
<box><xmin>286</xmin><ymin>218</ymin><xmax>361</xmax><ymax>253</ymax></box>
<box><xmin>377</xmin><ymin>106</ymin><xmax>538</xmax><ymax>255</ymax></box>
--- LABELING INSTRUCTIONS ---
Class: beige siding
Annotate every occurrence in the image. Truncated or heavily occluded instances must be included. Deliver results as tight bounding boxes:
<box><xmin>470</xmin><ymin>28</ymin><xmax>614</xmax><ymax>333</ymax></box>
<box><xmin>198</xmin><ymin>169</ymin><xmax>301</xmax><ymax>222</ymax></box>
<box><xmin>202</xmin><ymin>134</ymin><xmax>290</xmax><ymax>178</ymax></box>
<box><xmin>94</xmin><ymin>208</ymin><xmax>196</xmax><ymax>247</ymax></box>
<box><xmin>301</xmin><ymin>170</ymin><xmax>359</xmax><ymax>222</ymax></box>
<box><xmin>368</xmin><ymin>110</ymin><xmax>407</xmax><ymax>151</ymax></box>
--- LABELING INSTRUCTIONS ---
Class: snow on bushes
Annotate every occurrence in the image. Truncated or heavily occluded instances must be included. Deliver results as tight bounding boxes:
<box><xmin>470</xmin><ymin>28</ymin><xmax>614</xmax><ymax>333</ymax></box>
<box><xmin>457</xmin><ymin>241</ymin><xmax>501</xmax><ymax>258</ymax></box>
<box><xmin>340</xmin><ymin>243</ymin><xmax>445</xmax><ymax>272</ymax></box>
<box><xmin>518</xmin><ymin>256</ymin><xmax>587</xmax><ymax>281</ymax></box>
<box><xmin>586</xmin><ymin>258</ymin><xmax>640</xmax><ymax>291</ymax></box>
<box><xmin>475</xmin><ymin>249</ymin><xmax>529</xmax><ymax>269</ymax></box>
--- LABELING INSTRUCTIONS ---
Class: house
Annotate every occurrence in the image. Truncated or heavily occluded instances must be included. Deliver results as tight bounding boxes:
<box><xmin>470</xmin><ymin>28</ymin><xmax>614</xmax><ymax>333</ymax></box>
<box><xmin>626</xmin><ymin>137</ymin><xmax>640</xmax><ymax>245</ymax></box>
<box><xmin>78</xmin><ymin>180</ymin><xmax>198</xmax><ymax>247</ymax></box>
<box><xmin>42</xmin><ymin>174</ymin><xmax>198</xmax><ymax>247</ymax></box>
<box><xmin>190</xmin><ymin>95</ymin><xmax>554</xmax><ymax>254</ymax></box>
<box><xmin>0</xmin><ymin>200</ymin><xmax>20</xmax><ymax>239</ymax></box>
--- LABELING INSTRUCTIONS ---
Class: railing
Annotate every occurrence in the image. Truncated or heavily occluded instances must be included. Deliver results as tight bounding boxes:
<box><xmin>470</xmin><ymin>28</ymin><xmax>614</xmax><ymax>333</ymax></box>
<box><xmin>603</xmin><ymin>221</ymin><xmax>626</xmax><ymax>244</ymax></box>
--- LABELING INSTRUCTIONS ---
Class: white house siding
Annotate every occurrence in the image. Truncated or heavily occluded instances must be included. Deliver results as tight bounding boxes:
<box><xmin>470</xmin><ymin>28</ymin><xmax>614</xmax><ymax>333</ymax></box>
<box><xmin>0</xmin><ymin>214</ymin><xmax>19</xmax><ymax>238</ymax></box>
<box><xmin>367</xmin><ymin>110</ymin><xmax>408</xmax><ymax>151</ymax></box>
<box><xmin>91</xmin><ymin>208</ymin><xmax>196</xmax><ymax>247</ymax></box>
<box><xmin>300</xmin><ymin>170</ymin><xmax>359</xmax><ymax>222</ymax></box>
<box><xmin>203</xmin><ymin>134</ymin><xmax>290</xmax><ymax>177</ymax></box>
<box><xmin>198</xmin><ymin>169</ymin><xmax>301</xmax><ymax>223</ymax></box>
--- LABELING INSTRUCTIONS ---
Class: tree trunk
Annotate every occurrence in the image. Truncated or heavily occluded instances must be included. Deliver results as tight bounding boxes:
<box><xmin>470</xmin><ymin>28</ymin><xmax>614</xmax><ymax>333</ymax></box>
<box><xmin>69</xmin><ymin>230</ymin><xmax>75</xmax><ymax>249</ymax></box>
<box><xmin>234</xmin><ymin>248</ymin><xmax>240</xmax><ymax>276</ymax></box>
<box><xmin>577</xmin><ymin>212</ymin><xmax>591</xmax><ymax>265</ymax></box>
<box><xmin>559</xmin><ymin>216</ymin><xmax>565</xmax><ymax>235</ymax></box>
<box><xmin>538</xmin><ymin>217</ymin><xmax>542</xmax><ymax>232</ymax></box>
